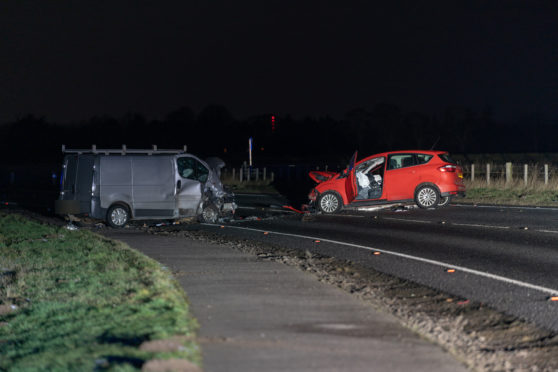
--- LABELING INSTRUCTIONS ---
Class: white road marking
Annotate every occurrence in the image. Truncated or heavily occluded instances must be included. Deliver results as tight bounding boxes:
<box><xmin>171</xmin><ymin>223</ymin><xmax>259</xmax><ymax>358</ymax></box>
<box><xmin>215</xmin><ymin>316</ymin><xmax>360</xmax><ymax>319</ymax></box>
<box><xmin>234</xmin><ymin>208</ymin><xmax>558</xmax><ymax>233</ymax></box>
<box><xmin>454</xmin><ymin>204</ymin><xmax>558</xmax><ymax>212</ymax></box>
<box><xmin>452</xmin><ymin>223</ymin><xmax>510</xmax><ymax>229</ymax></box>
<box><xmin>383</xmin><ymin>217</ymin><xmax>513</xmax><ymax>230</ymax></box>
<box><xmin>205</xmin><ymin>224</ymin><xmax>558</xmax><ymax>296</ymax></box>
<box><xmin>383</xmin><ymin>217</ymin><xmax>558</xmax><ymax>233</ymax></box>
<box><xmin>383</xmin><ymin>217</ymin><xmax>433</xmax><ymax>224</ymax></box>
<box><xmin>536</xmin><ymin>229</ymin><xmax>558</xmax><ymax>234</ymax></box>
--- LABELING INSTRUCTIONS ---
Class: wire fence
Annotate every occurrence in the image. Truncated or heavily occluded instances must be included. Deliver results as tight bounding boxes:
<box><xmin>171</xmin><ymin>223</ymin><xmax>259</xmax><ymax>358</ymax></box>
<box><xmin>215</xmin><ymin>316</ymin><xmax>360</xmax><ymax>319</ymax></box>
<box><xmin>461</xmin><ymin>163</ymin><xmax>558</xmax><ymax>188</ymax></box>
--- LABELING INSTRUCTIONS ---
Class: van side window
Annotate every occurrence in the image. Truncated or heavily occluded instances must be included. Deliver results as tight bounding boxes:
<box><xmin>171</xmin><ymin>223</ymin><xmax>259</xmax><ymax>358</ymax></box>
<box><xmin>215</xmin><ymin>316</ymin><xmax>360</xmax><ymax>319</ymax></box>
<box><xmin>177</xmin><ymin>157</ymin><xmax>209</xmax><ymax>182</ymax></box>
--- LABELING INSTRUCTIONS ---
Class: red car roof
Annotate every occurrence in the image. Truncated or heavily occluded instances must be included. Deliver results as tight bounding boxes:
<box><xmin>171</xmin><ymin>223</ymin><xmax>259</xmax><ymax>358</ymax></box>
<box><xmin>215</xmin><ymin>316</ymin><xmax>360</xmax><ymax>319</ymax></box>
<box><xmin>358</xmin><ymin>150</ymin><xmax>446</xmax><ymax>162</ymax></box>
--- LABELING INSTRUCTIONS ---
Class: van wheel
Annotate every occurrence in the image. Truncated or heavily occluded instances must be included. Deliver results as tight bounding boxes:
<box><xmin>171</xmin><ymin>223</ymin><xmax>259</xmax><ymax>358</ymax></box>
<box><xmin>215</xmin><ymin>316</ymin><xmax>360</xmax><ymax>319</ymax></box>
<box><xmin>199</xmin><ymin>204</ymin><xmax>219</xmax><ymax>224</ymax></box>
<box><xmin>107</xmin><ymin>205</ymin><xmax>129</xmax><ymax>228</ymax></box>
<box><xmin>318</xmin><ymin>191</ymin><xmax>342</xmax><ymax>214</ymax></box>
<box><xmin>415</xmin><ymin>185</ymin><xmax>440</xmax><ymax>209</ymax></box>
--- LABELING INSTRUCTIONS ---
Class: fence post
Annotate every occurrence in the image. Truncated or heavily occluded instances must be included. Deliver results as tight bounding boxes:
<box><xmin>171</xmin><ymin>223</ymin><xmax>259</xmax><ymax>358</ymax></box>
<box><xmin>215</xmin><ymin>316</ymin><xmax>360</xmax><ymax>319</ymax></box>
<box><xmin>545</xmin><ymin>164</ymin><xmax>549</xmax><ymax>185</ymax></box>
<box><xmin>486</xmin><ymin>163</ymin><xmax>491</xmax><ymax>185</ymax></box>
<box><xmin>239</xmin><ymin>168</ymin><xmax>243</xmax><ymax>182</ymax></box>
<box><xmin>505</xmin><ymin>162</ymin><xmax>512</xmax><ymax>185</ymax></box>
<box><xmin>471</xmin><ymin>164</ymin><xmax>475</xmax><ymax>182</ymax></box>
<box><xmin>256</xmin><ymin>168</ymin><xmax>259</xmax><ymax>181</ymax></box>
<box><xmin>247</xmin><ymin>167</ymin><xmax>251</xmax><ymax>181</ymax></box>
<box><xmin>232</xmin><ymin>168</ymin><xmax>236</xmax><ymax>181</ymax></box>
<box><xmin>524</xmin><ymin>164</ymin><xmax>528</xmax><ymax>186</ymax></box>
<box><xmin>263</xmin><ymin>167</ymin><xmax>267</xmax><ymax>181</ymax></box>
<box><xmin>271</xmin><ymin>172</ymin><xmax>275</xmax><ymax>182</ymax></box>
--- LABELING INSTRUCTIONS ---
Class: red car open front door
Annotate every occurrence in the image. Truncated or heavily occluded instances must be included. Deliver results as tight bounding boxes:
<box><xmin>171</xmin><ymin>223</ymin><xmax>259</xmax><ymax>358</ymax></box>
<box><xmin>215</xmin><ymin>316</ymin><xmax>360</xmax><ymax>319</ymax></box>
<box><xmin>344</xmin><ymin>151</ymin><xmax>358</xmax><ymax>203</ymax></box>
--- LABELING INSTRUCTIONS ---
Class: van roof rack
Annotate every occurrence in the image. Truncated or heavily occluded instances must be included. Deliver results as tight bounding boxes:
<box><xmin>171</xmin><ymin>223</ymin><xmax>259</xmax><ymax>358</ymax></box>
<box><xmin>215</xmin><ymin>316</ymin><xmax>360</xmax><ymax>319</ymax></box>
<box><xmin>61</xmin><ymin>144</ymin><xmax>187</xmax><ymax>155</ymax></box>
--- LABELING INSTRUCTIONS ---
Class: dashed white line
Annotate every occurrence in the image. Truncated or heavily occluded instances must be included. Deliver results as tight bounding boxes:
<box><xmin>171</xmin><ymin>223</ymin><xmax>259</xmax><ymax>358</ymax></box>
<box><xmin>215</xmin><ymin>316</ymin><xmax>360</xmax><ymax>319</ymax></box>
<box><xmin>382</xmin><ymin>218</ymin><xmax>558</xmax><ymax>233</ymax></box>
<box><xmin>536</xmin><ymin>229</ymin><xmax>558</xmax><ymax>234</ymax></box>
<box><xmin>452</xmin><ymin>223</ymin><xmax>510</xmax><ymax>229</ymax></box>
<box><xmin>233</xmin><ymin>213</ymin><xmax>558</xmax><ymax>236</ymax></box>
<box><xmin>383</xmin><ymin>217</ymin><xmax>433</xmax><ymax>224</ymax></box>
<box><xmin>383</xmin><ymin>217</ymin><xmax>511</xmax><ymax>229</ymax></box>
<box><xmin>205</xmin><ymin>224</ymin><xmax>558</xmax><ymax>296</ymax></box>
<box><xmin>454</xmin><ymin>204</ymin><xmax>558</xmax><ymax>212</ymax></box>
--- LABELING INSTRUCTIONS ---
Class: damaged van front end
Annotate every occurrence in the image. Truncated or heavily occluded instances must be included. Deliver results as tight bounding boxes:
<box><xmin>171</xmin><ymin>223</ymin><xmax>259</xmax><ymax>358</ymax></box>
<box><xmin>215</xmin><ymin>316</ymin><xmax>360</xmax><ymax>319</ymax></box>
<box><xmin>197</xmin><ymin>157</ymin><xmax>236</xmax><ymax>223</ymax></box>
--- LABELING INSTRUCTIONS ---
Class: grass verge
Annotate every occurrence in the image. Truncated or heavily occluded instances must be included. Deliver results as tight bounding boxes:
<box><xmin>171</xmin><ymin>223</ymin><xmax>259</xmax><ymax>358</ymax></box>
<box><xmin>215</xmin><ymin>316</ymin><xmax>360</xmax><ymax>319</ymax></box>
<box><xmin>462</xmin><ymin>179</ymin><xmax>558</xmax><ymax>207</ymax></box>
<box><xmin>0</xmin><ymin>212</ymin><xmax>200</xmax><ymax>371</ymax></box>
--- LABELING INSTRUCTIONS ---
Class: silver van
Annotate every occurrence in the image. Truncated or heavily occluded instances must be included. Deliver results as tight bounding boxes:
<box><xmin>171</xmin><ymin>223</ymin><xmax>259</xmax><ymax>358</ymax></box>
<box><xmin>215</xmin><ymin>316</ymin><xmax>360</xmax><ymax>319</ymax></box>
<box><xmin>54</xmin><ymin>145</ymin><xmax>235</xmax><ymax>227</ymax></box>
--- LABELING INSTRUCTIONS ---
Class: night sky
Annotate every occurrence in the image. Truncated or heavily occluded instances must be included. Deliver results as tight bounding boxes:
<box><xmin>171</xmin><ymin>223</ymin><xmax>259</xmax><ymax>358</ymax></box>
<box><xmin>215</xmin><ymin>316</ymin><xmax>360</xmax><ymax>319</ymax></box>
<box><xmin>1</xmin><ymin>1</ymin><xmax>557</xmax><ymax>124</ymax></box>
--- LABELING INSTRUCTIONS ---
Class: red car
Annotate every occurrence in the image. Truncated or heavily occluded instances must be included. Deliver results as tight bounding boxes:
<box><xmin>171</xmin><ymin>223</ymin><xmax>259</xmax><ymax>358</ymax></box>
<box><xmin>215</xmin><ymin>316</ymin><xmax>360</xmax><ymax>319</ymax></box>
<box><xmin>308</xmin><ymin>150</ymin><xmax>465</xmax><ymax>213</ymax></box>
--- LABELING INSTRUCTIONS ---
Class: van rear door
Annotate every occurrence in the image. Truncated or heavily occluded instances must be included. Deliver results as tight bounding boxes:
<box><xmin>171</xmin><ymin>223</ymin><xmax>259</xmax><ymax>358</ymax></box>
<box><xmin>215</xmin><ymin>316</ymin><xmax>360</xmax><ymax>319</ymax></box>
<box><xmin>57</xmin><ymin>154</ymin><xmax>94</xmax><ymax>214</ymax></box>
<box><xmin>61</xmin><ymin>155</ymin><xmax>78</xmax><ymax>200</ymax></box>
<box><xmin>75</xmin><ymin>155</ymin><xmax>95</xmax><ymax>213</ymax></box>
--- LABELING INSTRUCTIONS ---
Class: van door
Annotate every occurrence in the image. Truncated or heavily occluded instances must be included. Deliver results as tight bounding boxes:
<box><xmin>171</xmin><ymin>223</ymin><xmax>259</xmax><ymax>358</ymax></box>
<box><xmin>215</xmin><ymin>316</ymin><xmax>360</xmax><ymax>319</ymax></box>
<box><xmin>99</xmin><ymin>156</ymin><xmax>132</xmax><ymax>211</ymax></box>
<box><xmin>175</xmin><ymin>156</ymin><xmax>208</xmax><ymax>217</ymax></box>
<box><xmin>132</xmin><ymin>156</ymin><xmax>175</xmax><ymax>217</ymax></box>
<box><xmin>61</xmin><ymin>155</ymin><xmax>78</xmax><ymax>200</ymax></box>
<box><xmin>75</xmin><ymin>155</ymin><xmax>95</xmax><ymax>213</ymax></box>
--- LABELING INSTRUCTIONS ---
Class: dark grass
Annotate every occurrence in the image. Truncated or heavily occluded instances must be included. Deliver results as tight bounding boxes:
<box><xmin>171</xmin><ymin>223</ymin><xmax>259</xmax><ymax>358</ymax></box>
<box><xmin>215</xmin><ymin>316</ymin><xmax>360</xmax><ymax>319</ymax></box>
<box><xmin>463</xmin><ymin>187</ymin><xmax>558</xmax><ymax>207</ymax></box>
<box><xmin>0</xmin><ymin>212</ymin><xmax>200</xmax><ymax>371</ymax></box>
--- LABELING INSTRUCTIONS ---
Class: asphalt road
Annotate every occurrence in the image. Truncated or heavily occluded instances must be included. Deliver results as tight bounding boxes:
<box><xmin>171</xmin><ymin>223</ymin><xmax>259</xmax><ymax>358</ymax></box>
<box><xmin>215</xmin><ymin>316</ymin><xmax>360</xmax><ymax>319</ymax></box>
<box><xmin>200</xmin><ymin>203</ymin><xmax>558</xmax><ymax>332</ymax></box>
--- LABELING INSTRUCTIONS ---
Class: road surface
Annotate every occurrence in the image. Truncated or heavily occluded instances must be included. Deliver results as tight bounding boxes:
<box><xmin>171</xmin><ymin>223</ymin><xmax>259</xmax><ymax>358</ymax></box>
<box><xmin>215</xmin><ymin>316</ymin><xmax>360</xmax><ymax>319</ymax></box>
<box><xmin>201</xmin><ymin>203</ymin><xmax>558</xmax><ymax>332</ymax></box>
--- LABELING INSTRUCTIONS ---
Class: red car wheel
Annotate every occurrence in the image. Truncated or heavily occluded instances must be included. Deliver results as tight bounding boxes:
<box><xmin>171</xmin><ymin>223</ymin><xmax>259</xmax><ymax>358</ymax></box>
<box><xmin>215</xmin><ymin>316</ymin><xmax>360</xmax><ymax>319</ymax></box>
<box><xmin>318</xmin><ymin>191</ymin><xmax>342</xmax><ymax>214</ymax></box>
<box><xmin>415</xmin><ymin>185</ymin><xmax>440</xmax><ymax>209</ymax></box>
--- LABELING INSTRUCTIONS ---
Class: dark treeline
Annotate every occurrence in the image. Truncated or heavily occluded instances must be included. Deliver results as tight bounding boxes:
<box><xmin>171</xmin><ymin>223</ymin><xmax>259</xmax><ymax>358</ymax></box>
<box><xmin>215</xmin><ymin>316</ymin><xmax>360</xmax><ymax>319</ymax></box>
<box><xmin>1</xmin><ymin>104</ymin><xmax>557</xmax><ymax>166</ymax></box>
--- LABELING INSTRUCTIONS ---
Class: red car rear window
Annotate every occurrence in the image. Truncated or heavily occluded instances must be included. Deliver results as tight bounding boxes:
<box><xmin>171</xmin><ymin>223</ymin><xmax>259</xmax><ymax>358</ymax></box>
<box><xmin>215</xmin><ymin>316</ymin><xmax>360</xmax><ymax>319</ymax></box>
<box><xmin>416</xmin><ymin>154</ymin><xmax>433</xmax><ymax>164</ymax></box>
<box><xmin>438</xmin><ymin>154</ymin><xmax>456</xmax><ymax>164</ymax></box>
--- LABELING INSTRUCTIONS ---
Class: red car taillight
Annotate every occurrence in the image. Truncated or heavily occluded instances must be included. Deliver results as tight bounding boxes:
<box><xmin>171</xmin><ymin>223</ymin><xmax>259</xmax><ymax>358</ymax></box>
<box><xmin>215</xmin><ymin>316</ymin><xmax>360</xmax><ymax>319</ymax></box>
<box><xmin>438</xmin><ymin>165</ymin><xmax>457</xmax><ymax>172</ymax></box>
